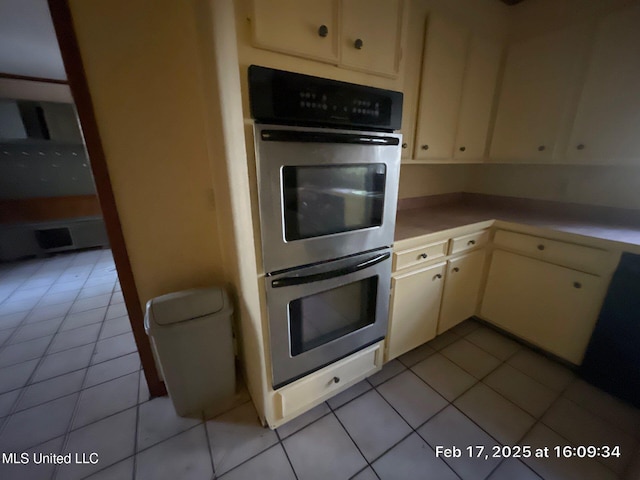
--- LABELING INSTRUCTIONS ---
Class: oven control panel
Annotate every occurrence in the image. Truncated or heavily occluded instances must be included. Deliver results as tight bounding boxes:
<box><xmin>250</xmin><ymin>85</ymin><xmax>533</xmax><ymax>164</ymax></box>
<box><xmin>249</xmin><ymin>65</ymin><xmax>403</xmax><ymax>131</ymax></box>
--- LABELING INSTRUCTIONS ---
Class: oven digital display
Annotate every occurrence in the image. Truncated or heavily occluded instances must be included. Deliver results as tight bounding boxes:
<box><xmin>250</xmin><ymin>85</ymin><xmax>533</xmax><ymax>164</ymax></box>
<box><xmin>282</xmin><ymin>164</ymin><xmax>386</xmax><ymax>241</ymax></box>
<box><xmin>289</xmin><ymin>276</ymin><xmax>378</xmax><ymax>356</ymax></box>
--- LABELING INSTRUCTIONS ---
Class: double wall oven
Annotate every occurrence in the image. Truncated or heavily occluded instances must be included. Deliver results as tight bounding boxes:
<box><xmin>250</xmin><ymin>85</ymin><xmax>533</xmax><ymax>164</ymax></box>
<box><xmin>249</xmin><ymin>66</ymin><xmax>403</xmax><ymax>389</ymax></box>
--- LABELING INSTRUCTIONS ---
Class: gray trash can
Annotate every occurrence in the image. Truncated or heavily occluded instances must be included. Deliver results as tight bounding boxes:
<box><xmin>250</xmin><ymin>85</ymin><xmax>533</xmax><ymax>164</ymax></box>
<box><xmin>144</xmin><ymin>287</ymin><xmax>235</xmax><ymax>416</ymax></box>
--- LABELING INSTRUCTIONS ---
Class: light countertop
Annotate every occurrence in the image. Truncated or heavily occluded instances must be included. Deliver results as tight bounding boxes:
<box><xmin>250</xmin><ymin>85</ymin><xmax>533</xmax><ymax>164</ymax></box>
<box><xmin>395</xmin><ymin>194</ymin><xmax>640</xmax><ymax>247</ymax></box>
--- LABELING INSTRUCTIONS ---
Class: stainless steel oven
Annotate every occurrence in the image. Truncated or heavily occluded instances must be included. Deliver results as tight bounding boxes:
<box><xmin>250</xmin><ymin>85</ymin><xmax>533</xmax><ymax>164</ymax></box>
<box><xmin>266</xmin><ymin>248</ymin><xmax>391</xmax><ymax>388</ymax></box>
<box><xmin>249</xmin><ymin>65</ymin><xmax>403</xmax><ymax>388</ymax></box>
<box><xmin>255</xmin><ymin>124</ymin><xmax>401</xmax><ymax>273</ymax></box>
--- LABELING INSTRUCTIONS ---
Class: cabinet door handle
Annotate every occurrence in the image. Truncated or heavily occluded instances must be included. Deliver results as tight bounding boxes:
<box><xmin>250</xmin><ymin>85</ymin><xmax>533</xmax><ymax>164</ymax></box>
<box><xmin>433</xmin><ymin>274</ymin><xmax>442</xmax><ymax>280</ymax></box>
<box><xmin>332</xmin><ymin>376</ymin><xmax>340</xmax><ymax>384</ymax></box>
<box><xmin>421</xmin><ymin>144</ymin><xmax>429</xmax><ymax>150</ymax></box>
<box><xmin>537</xmin><ymin>244</ymin><xmax>545</xmax><ymax>251</ymax></box>
<box><xmin>354</xmin><ymin>38</ymin><xmax>364</xmax><ymax>49</ymax></box>
<box><xmin>577</xmin><ymin>144</ymin><xmax>585</xmax><ymax>150</ymax></box>
<box><xmin>538</xmin><ymin>145</ymin><xmax>546</xmax><ymax>152</ymax></box>
<box><xmin>402</xmin><ymin>143</ymin><xmax>408</xmax><ymax>149</ymax></box>
<box><xmin>467</xmin><ymin>240</ymin><xmax>476</xmax><ymax>246</ymax></box>
<box><xmin>420</xmin><ymin>253</ymin><xmax>428</xmax><ymax>259</ymax></box>
<box><xmin>318</xmin><ymin>25</ymin><xmax>329</xmax><ymax>37</ymax></box>
<box><xmin>459</xmin><ymin>146</ymin><xmax>466</xmax><ymax>152</ymax></box>
<box><xmin>573</xmin><ymin>282</ymin><xmax>582</xmax><ymax>289</ymax></box>
<box><xmin>452</xmin><ymin>267</ymin><xmax>460</xmax><ymax>273</ymax></box>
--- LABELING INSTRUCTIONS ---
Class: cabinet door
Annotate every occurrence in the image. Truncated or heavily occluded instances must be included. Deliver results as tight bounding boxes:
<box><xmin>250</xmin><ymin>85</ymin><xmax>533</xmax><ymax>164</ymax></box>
<box><xmin>251</xmin><ymin>0</ymin><xmax>339</xmax><ymax>63</ymax></box>
<box><xmin>414</xmin><ymin>14</ymin><xmax>468</xmax><ymax>160</ymax></box>
<box><xmin>567</xmin><ymin>4</ymin><xmax>640</xmax><ymax>164</ymax></box>
<box><xmin>340</xmin><ymin>0</ymin><xmax>403</xmax><ymax>77</ymax></box>
<box><xmin>481</xmin><ymin>250</ymin><xmax>605</xmax><ymax>364</ymax></box>
<box><xmin>438</xmin><ymin>250</ymin><xmax>486</xmax><ymax>334</ymax></box>
<box><xmin>490</xmin><ymin>25</ymin><xmax>591</xmax><ymax>162</ymax></box>
<box><xmin>453</xmin><ymin>36</ymin><xmax>502</xmax><ymax>161</ymax></box>
<box><xmin>386</xmin><ymin>262</ymin><xmax>445</xmax><ymax>360</ymax></box>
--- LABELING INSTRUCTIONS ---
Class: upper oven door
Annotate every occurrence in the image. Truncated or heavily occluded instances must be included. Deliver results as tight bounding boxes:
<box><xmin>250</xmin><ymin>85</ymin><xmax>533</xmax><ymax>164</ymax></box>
<box><xmin>255</xmin><ymin>124</ymin><xmax>401</xmax><ymax>273</ymax></box>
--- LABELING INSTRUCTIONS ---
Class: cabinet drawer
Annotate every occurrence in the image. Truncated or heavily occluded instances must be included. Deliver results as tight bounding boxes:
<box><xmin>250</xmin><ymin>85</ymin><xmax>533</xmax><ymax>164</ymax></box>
<box><xmin>393</xmin><ymin>240</ymin><xmax>448</xmax><ymax>271</ymax></box>
<box><xmin>494</xmin><ymin>230</ymin><xmax>613</xmax><ymax>274</ymax></box>
<box><xmin>276</xmin><ymin>343</ymin><xmax>381</xmax><ymax>419</ymax></box>
<box><xmin>449</xmin><ymin>230</ymin><xmax>490</xmax><ymax>255</ymax></box>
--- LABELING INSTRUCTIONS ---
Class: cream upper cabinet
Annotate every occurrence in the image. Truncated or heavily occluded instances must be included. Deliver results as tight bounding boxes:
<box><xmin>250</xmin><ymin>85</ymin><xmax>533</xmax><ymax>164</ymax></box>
<box><xmin>414</xmin><ymin>15</ymin><xmax>501</xmax><ymax>161</ymax></box>
<box><xmin>340</xmin><ymin>0</ymin><xmax>404</xmax><ymax>77</ymax></box>
<box><xmin>566</xmin><ymin>4</ymin><xmax>640</xmax><ymax>164</ymax></box>
<box><xmin>438</xmin><ymin>249</ymin><xmax>486</xmax><ymax>334</ymax></box>
<box><xmin>386</xmin><ymin>262</ymin><xmax>445</xmax><ymax>361</ymax></box>
<box><xmin>480</xmin><ymin>250</ymin><xmax>605</xmax><ymax>364</ymax></box>
<box><xmin>453</xmin><ymin>36</ymin><xmax>502</xmax><ymax>161</ymax></box>
<box><xmin>490</xmin><ymin>24</ymin><xmax>591</xmax><ymax>163</ymax></box>
<box><xmin>251</xmin><ymin>0</ymin><xmax>339</xmax><ymax>63</ymax></box>
<box><xmin>250</xmin><ymin>0</ymin><xmax>403</xmax><ymax>78</ymax></box>
<box><xmin>414</xmin><ymin>14</ymin><xmax>468</xmax><ymax>160</ymax></box>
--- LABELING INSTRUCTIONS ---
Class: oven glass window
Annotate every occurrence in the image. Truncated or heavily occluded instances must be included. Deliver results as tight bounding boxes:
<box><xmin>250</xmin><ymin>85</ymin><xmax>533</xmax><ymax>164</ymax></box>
<box><xmin>289</xmin><ymin>276</ymin><xmax>377</xmax><ymax>356</ymax></box>
<box><xmin>282</xmin><ymin>164</ymin><xmax>386</xmax><ymax>241</ymax></box>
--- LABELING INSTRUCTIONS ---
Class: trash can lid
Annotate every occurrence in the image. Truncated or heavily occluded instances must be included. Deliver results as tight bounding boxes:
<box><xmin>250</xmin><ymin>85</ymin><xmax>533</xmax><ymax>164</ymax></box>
<box><xmin>146</xmin><ymin>287</ymin><xmax>230</xmax><ymax>326</ymax></box>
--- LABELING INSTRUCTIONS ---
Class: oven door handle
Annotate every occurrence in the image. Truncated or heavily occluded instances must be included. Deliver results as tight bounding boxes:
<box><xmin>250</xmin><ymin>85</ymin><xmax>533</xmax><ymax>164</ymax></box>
<box><xmin>271</xmin><ymin>252</ymin><xmax>390</xmax><ymax>288</ymax></box>
<box><xmin>261</xmin><ymin>130</ymin><xmax>400</xmax><ymax>146</ymax></box>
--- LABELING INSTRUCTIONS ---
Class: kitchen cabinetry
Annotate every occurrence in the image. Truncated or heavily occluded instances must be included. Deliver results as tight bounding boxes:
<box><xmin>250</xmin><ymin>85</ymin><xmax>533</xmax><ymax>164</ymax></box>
<box><xmin>438</xmin><ymin>249</ymin><xmax>486</xmax><ymax>334</ymax></box>
<box><xmin>387</xmin><ymin>229</ymin><xmax>489</xmax><ymax>360</ymax></box>
<box><xmin>250</xmin><ymin>0</ymin><xmax>404</xmax><ymax>78</ymax></box>
<box><xmin>387</xmin><ymin>262</ymin><xmax>445</xmax><ymax>360</ymax></box>
<box><xmin>566</xmin><ymin>3</ymin><xmax>640</xmax><ymax>164</ymax></box>
<box><xmin>490</xmin><ymin>24</ymin><xmax>591</xmax><ymax>163</ymax></box>
<box><xmin>481</xmin><ymin>249</ymin><xmax>605</xmax><ymax>364</ymax></box>
<box><xmin>340</xmin><ymin>0</ymin><xmax>404</xmax><ymax>77</ymax></box>
<box><xmin>413</xmin><ymin>14</ymin><xmax>501</xmax><ymax>161</ymax></box>
<box><xmin>251</xmin><ymin>0</ymin><xmax>339</xmax><ymax>64</ymax></box>
<box><xmin>276</xmin><ymin>342</ymin><xmax>382</xmax><ymax>420</ymax></box>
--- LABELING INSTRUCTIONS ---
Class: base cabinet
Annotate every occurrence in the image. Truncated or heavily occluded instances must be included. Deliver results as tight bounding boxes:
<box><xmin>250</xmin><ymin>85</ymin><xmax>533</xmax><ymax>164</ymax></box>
<box><xmin>480</xmin><ymin>250</ymin><xmax>605</xmax><ymax>364</ymax></box>
<box><xmin>438</xmin><ymin>250</ymin><xmax>486</xmax><ymax>334</ymax></box>
<box><xmin>386</xmin><ymin>262</ymin><xmax>445</xmax><ymax>360</ymax></box>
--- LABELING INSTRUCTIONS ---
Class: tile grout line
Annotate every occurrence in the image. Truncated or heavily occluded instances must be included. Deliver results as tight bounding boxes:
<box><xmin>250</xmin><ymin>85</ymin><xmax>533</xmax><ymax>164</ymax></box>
<box><xmin>0</xmin><ymin>255</ymin><xmax>74</xmax><ymax>359</ymax></box>
<box><xmin>366</xmin><ymin>374</ymin><xmax>463</xmax><ymax>479</ymax></box>
<box><xmin>0</xmin><ymin>334</ymin><xmax>138</xmax><ymax>400</ymax></box>
<box><xmin>131</xmin><ymin>368</ymin><xmax>142</xmax><ymax>480</ymax></box>
<box><xmin>202</xmin><ymin>410</ymin><xmax>218</xmax><ymax>480</ymax></box>
<box><xmin>52</xmin><ymin>260</ymin><xmax>117</xmax><ymax>480</ymax></box>
<box><xmin>0</xmin><ymin>253</ymin><xmax>93</xmax><ymax>435</ymax></box>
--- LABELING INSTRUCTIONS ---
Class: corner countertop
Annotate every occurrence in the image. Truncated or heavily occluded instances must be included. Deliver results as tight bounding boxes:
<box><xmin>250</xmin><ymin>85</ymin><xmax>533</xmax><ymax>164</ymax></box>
<box><xmin>395</xmin><ymin>193</ymin><xmax>640</xmax><ymax>248</ymax></box>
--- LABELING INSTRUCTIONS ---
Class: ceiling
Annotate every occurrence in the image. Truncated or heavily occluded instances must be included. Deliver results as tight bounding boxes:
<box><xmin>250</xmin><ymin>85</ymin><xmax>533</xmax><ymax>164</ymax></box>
<box><xmin>0</xmin><ymin>0</ymin><xmax>66</xmax><ymax>80</ymax></box>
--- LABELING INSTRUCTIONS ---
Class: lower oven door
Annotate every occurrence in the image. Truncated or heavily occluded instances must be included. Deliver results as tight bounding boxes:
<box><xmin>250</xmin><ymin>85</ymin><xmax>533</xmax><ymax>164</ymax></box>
<box><xmin>266</xmin><ymin>248</ymin><xmax>391</xmax><ymax>389</ymax></box>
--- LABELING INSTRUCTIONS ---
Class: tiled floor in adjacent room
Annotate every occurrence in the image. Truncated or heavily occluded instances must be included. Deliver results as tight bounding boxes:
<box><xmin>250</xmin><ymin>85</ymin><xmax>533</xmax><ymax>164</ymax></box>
<box><xmin>1</xmin><ymin>250</ymin><xmax>639</xmax><ymax>479</ymax></box>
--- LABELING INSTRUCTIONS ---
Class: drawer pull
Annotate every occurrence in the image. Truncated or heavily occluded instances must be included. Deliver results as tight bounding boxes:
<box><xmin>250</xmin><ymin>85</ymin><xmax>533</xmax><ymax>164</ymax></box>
<box><xmin>452</xmin><ymin>267</ymin><xmax>460</xmax><ymax>273</ymax></box>
<box><xmin>537</xmin><ymin>244</ymin><xmax>545</xmax><ymax>251</ymax></box>
<box><xmin>573</xmin><ymin>282</ymin><xmax>582</xmax><ymax>289</ymax></box>
<box><xmin>467</xmin><ymin>240</ymin><xmax>476</xmax><ymax>246</ymax></box>
<box><xmin>318</xmin><ymin>25</ymin><xmax>329</xmax><ymax>37</ymax></box>
<box><xmin>433</xmin><ymin>274</ymin><xmax>442</xmax><ymax>280</ymax></box>
<box><xmin>332</xmin><ymin>376</ymin><xmax>340</xmax><ymax>384</ymax></box>
<box><xmin>354</xmin><ymin>38</ymin><xmax>364</xmax><ymax>50</ymax></box>
<box><xmin>420</xmin><ymin>253</ymin><xmax>428</xmax><ymax>259</ymax></box>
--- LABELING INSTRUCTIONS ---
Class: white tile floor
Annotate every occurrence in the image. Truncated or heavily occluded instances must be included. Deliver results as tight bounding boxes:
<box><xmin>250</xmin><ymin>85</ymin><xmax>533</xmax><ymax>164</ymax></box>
<box><xmin>1</xmin><ymin>251</ymin><xmax>640</xmax><ymax>479</ymax></box>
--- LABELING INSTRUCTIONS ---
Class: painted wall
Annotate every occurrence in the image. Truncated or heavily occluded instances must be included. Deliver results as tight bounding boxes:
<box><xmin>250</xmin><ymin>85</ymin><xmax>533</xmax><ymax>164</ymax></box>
<box><xmin>398</xmin><ymin>164</ymin><xmax>472</xmax><ymax>199</ymax></box>
<box><xmin>68</xmin><ymin>0</ymin><xmax>227</xmax><ymax>307</ymax></box>
<box><xmin>467</xmin><ymin>164</ymin><xmax>640</xmax><ymax>210</ymax></box>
